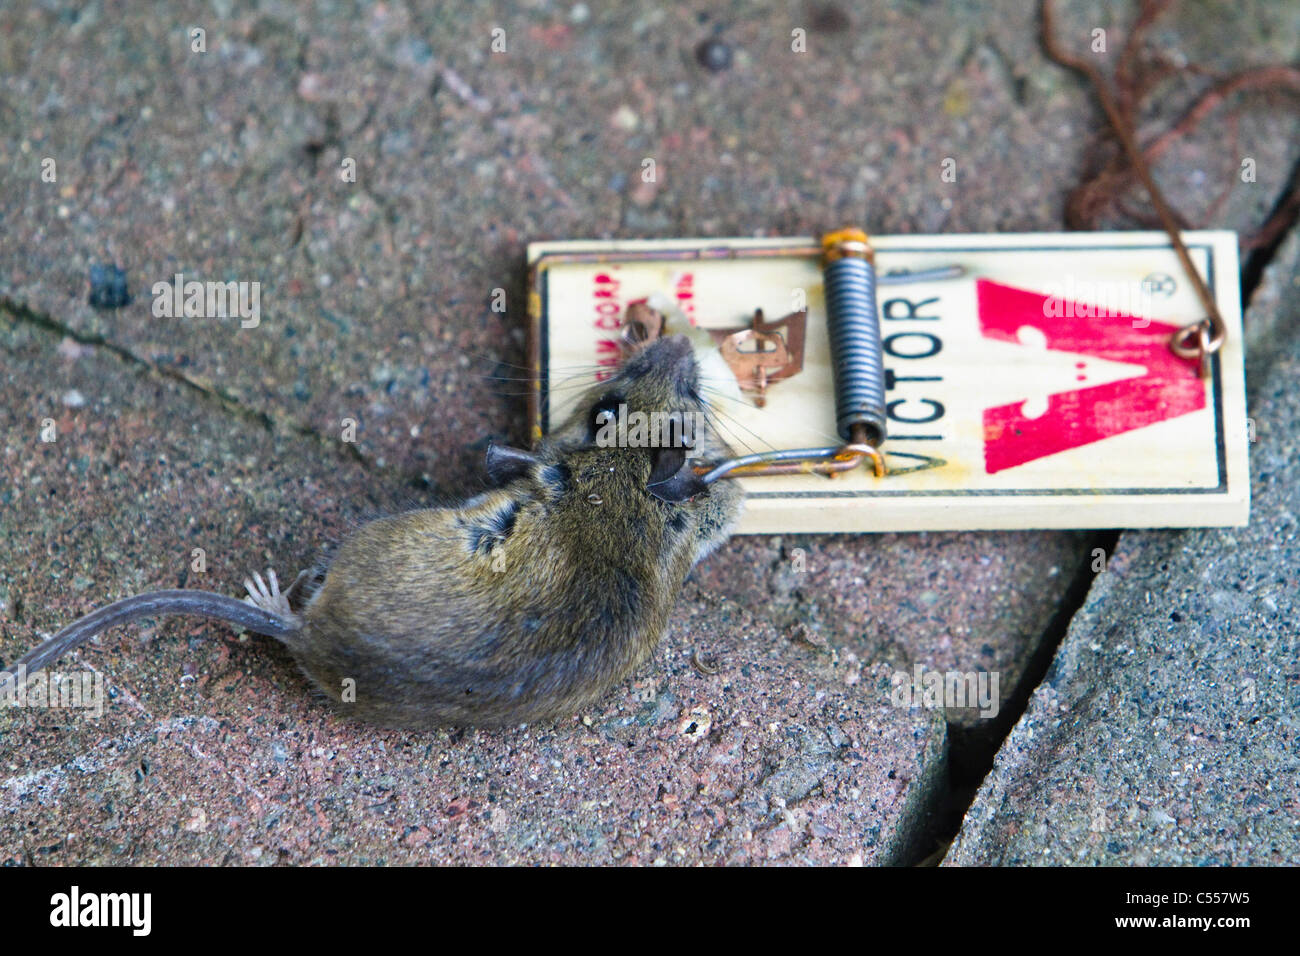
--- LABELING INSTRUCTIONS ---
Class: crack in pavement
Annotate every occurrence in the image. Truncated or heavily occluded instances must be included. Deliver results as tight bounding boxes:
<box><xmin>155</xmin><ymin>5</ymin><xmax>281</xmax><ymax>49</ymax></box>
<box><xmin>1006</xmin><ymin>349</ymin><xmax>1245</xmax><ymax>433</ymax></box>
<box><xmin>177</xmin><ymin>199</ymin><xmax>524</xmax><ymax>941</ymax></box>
<box><xmin>923</xmin><ymin>206</ymin><xmax>1300</xmax><ymax>864</ymax></box>
<box><xmin>1241</xmin><ymin>152</ymin><xmax>1300</xmax><ymax>302</ymax></box>
<box><xmin>0</xmin><ymin>294</ymin><xmax>417</xmax><ymax>485</ymax></box>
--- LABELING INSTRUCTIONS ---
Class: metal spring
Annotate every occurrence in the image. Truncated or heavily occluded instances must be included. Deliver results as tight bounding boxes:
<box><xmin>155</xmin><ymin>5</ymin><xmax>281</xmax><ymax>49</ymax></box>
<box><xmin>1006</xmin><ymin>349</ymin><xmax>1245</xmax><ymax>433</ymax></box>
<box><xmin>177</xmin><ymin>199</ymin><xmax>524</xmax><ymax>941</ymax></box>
<box><xmin>823</xmin><ymin>250</ymin><xmax>887</xmax><ymax>446</ymax></box>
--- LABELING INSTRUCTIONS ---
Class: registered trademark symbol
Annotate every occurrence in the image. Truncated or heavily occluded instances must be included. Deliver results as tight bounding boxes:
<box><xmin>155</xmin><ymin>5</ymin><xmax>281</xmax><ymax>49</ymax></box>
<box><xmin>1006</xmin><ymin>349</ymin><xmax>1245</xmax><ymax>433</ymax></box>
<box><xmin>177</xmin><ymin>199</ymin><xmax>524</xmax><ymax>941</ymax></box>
<box><xmin>1141</xmin><ymin>272</ymin><xmax>1176</xmax><ymax>297</ymax></box>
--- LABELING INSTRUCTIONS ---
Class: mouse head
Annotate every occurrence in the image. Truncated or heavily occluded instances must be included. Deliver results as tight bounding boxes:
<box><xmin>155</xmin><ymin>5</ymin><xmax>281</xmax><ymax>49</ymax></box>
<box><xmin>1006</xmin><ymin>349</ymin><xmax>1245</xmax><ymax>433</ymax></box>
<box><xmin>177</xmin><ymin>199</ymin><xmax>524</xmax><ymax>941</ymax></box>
<box><xmin>488</xmin><ymin>332</ymin><xmax>734</xmax><ymax>506</ymax></box>
<box><xmin>610</xmin><ymin>332</ymin><xmax>701</xmax><ymax>409</ymax></box>
<box><xmin>486</xmin><ymin>436</ymin><xmax>705</xmax><ymax>511</ymax></box>
<box><xmin>546</xmin><ymin>334</ymin><xmax>715</xmax><ymax>468</ymax></box>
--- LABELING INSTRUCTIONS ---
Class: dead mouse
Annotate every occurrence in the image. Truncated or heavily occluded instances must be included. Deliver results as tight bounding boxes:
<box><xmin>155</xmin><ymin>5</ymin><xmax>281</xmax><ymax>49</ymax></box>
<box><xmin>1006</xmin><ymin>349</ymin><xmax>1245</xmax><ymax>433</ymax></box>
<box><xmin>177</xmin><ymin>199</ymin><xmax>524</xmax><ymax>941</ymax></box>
<box><xmin>1</xmin><ymin>334</ymin><xmax>744</xmax><ymax>729</ymax></box>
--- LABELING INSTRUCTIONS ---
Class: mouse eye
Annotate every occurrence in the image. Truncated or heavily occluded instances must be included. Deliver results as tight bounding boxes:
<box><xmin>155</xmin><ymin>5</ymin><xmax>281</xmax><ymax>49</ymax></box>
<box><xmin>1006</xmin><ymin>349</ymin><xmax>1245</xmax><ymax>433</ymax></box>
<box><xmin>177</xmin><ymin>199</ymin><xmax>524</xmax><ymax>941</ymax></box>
<box><xmin>589</xmin><ymin>393</ymin><xmax>624</xmax><ymax>441</ymax></box>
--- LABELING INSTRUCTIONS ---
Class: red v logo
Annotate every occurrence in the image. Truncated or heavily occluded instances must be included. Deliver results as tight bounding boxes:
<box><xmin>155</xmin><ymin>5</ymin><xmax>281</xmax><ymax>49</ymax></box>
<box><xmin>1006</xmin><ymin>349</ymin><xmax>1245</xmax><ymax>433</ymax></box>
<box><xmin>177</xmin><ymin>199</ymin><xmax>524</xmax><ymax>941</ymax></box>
<box><xmin>977</xmin><ymin>280</ymin><xmax>1205</xmax><ymax>474</ymax></box>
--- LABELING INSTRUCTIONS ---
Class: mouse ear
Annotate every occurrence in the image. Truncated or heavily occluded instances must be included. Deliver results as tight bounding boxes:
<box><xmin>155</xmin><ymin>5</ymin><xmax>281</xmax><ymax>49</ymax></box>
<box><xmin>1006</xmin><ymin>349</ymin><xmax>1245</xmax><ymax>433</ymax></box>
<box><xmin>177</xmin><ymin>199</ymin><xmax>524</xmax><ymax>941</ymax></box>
<box><xmin>647</xmin><ymin>446</ymin><xmax>707</xmax><ymax>502</ymax></box>
<box><xmin>648</xmin><ymin>445</ymin><xmax>686</xmax><ymax>485</ymax></box>
<box><xmin>485</xmin><ymin>443</ymin><xmax>538</xmax><ymax>484</ymax></box>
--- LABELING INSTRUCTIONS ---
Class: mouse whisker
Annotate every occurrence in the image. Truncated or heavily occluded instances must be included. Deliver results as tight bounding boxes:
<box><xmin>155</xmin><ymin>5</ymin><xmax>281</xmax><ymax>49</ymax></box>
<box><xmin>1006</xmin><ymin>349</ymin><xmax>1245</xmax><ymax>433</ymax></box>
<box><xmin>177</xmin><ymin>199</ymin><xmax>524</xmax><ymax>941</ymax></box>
<box><xmin>697</xmin><ymin>395</ymin><xmax>780</xmax><ymax>457</ymax></box>
<box><xmin>699</xmin><ymin>385</ymin><xmax>849</xmax><ymax>451</ymax></box>
<box><xmin>491</xmin><ymin>366</ymin><xmax>606</xmax><ymax>396</ymax></box>
<box><xmin>479</xmin><ymin>362</ymin><xmax>607</xmax><ymax>381</ymax></box>
<box><xmin>541</xmin><ymin>373</ymin><xmax>613</xmax><ymax>393</ymax></box>
<box><xmin>696</xmin><ymin>404</ymin><xmax>763</xmax><ymax>458</ymax></box>
<box><xmin>484</xmin><ymin>370</ymin><xmax>597</xmax><ymax>384</ymax></box>
<box><xmin>435</xmin><ymin>340</ymin><xmax>608</xmax><ymax>379</ymax></box>
<box><xmin>434</xmin><ymin>345</ymin><xmax>539</xmax><ymax>375</ymax></box>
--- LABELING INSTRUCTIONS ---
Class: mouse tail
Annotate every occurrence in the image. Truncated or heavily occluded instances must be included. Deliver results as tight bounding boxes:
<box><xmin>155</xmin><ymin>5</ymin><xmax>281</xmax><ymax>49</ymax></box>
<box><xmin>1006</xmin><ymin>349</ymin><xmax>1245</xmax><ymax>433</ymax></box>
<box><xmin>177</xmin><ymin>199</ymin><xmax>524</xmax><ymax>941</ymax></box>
<box><xmin>1</xmin><ymin>589</ymin><xmax>301</xmax><ymax>684</ymax></box>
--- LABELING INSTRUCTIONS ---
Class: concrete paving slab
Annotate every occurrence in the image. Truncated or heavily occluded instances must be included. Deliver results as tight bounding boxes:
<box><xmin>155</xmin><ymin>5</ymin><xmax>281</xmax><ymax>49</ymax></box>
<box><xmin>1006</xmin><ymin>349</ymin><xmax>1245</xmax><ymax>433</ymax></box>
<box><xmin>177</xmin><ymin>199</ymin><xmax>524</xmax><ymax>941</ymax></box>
<box><xmin>0</xmin><ymin>308</ymin><xmax>945</xmax><ymax>865</ymax></box>
<box><xmin>946</xmin><ymin>229</ymin><xmax>1300</xmax><ymax>865</ymax></box>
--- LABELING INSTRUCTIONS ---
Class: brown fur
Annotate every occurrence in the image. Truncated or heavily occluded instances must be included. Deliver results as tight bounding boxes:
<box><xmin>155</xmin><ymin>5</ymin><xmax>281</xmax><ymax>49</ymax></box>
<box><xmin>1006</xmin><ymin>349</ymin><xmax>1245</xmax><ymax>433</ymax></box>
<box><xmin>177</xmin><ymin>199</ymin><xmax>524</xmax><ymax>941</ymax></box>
<box><xmin>288</xmin><ymin>335</ymin><xmax>743</xmax><ymax>728</ymax></box>
<box><xmin>8</xmin><ymin>336</ymin><xmax>743</xmax><ymax>730</ymax></box>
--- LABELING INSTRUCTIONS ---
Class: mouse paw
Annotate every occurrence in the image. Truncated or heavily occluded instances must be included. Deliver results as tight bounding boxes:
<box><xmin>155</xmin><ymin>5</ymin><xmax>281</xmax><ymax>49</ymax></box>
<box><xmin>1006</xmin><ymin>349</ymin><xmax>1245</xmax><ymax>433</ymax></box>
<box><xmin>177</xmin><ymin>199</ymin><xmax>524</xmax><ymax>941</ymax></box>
<box><xmin>243</xmin><ymin>568</ymin><xmax>294</xmax><ymax>618</ymax></box>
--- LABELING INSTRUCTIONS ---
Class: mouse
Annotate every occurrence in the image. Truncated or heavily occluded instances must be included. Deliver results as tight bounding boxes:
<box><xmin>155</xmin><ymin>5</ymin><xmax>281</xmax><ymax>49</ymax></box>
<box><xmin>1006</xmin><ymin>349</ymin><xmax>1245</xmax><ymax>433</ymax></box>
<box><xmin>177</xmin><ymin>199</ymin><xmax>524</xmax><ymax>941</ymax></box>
<box><xmin>0</xmin><ymin>334</ymin><xmax>744</xmax><ymax>730</ymax></box>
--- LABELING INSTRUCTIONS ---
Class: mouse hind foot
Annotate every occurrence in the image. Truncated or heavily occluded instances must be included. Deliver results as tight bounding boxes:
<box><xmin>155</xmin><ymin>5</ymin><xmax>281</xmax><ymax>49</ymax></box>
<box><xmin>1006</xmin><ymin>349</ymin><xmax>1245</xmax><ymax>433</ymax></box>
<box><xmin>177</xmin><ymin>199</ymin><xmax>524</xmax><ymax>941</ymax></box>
<box><xmin>243</xmin><ymin>568</ymin><xmax>298</xmax><ymax>621</ymax></box>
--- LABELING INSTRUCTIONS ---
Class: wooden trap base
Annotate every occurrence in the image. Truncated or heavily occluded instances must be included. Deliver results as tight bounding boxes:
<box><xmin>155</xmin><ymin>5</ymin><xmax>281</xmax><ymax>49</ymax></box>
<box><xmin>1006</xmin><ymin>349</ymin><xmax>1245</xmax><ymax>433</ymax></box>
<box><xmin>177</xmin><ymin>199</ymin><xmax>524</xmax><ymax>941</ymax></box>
<box><xmin>528</xmin><ymin>232</ymin><xmax>1248</xmax><ymax>533</ymax></box>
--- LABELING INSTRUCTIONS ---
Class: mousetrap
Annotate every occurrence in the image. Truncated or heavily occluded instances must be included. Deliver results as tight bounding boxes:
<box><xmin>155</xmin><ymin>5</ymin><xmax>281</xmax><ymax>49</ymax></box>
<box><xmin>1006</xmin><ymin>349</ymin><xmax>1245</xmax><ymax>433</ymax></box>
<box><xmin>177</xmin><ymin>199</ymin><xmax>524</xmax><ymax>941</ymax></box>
<box><xmin>526</xmin><ymin>231</ymin><xmax>1248</xmax><ymax>534</ymax></box>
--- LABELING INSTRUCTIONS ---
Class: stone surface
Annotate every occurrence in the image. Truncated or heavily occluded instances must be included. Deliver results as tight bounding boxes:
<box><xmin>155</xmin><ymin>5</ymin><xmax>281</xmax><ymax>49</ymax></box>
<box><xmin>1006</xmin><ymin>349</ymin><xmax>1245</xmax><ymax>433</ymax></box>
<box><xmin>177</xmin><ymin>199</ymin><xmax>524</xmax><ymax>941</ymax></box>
<box><xmin>946</xmin><ymin>229</ymin><xmax>1300</xmax><ymax>865</ymax></box>
<box><xmin>1046</xmin><ymin>1</ymin><xmax>1300</xmax><ymax>239</ymax></box>
<box><xmin>1</xmin><ymin>0</ymin><xmax>1296</xmax><ymax>864</ymax></box>
<box><xmin>693</xmin><ymin>530</ymin><xmax>1091</xmax><ymax>736</ymax></box>
<box><xmin>0</xmin><ymin>256</ymin><xmax>945</xmax><ymax>867</ymax></box>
